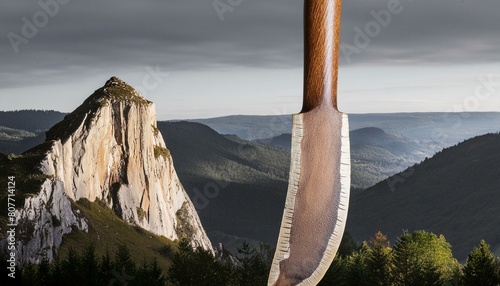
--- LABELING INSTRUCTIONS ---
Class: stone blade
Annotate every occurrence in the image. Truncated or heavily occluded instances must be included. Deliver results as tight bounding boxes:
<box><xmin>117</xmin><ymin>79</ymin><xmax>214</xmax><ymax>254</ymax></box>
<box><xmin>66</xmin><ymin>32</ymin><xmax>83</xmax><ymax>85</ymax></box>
<box><xmin>268</xmin><ymin>105</ymin><xmax>350</xmax><ymax>286</ymax></box>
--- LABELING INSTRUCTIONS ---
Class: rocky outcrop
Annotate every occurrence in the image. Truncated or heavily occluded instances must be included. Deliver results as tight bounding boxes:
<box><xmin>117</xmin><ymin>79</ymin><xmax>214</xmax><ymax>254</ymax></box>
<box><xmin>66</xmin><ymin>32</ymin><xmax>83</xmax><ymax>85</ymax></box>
<box><xmin>8</xmin><ymin>77</ymin><xmax>213</xmax><ymax>263</ymax></box>
<box><xmin>15</xmin><ymin>180</ymin><xmax>88</xmax><ymax>263</ymax></box>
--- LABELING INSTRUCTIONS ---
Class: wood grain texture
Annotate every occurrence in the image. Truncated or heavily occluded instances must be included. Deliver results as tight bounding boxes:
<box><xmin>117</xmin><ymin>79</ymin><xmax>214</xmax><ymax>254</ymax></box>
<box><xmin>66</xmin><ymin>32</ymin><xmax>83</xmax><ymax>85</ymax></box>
<box><xmin>302</xmin><ymin>0</ymin><xmax>342</xmax><ymax>112</ymax></box>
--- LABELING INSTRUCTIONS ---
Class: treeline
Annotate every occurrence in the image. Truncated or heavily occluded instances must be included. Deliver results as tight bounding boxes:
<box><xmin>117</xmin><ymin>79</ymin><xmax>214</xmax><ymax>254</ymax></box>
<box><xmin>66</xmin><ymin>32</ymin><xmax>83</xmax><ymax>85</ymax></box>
<box><xmin>2</xmin><ymin>244</ymin><xmax>165</xmax><ymax>286</ymax></box>
<box><xmin>320</xmin><ymin>231</ymin><xmax>500</xmax><ymax>286</ymax></box>
<box><xmin>2</xmin><ymin>230</ymin><xmax>500</xmax><ymax>285</ymax></box>
<box><xmin>1</xmin><ymin>240</ymin><xmax>271</xmax><ymax>286</ymax></box>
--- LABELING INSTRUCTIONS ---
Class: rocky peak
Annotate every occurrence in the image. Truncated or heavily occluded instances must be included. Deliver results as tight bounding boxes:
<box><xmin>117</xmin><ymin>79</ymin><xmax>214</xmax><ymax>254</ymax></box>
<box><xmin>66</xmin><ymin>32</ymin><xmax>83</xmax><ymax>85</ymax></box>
<box><xmin>46</xmin><ymin>77</ymin><xmax>150</xmax><ymax>142</ymax></box>
<box><xmin>98</xmin><ymin>76</ymin><xmax>149</xmax><ymax>105</ymax></box>
<box><xmin>105</xmin><ymin>76</ymin><xmax>124</xmax><ymax>87</ymax></box>
<box><xmin>6</xmin><ymin>76</ymin><xmax>213</xmax><ymax>263</ymax></box>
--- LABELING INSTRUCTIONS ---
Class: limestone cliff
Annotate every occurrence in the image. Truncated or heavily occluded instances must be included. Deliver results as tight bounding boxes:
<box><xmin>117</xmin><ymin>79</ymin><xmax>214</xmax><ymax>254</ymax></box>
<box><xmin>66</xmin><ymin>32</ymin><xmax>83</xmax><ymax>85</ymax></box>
<box><xmin>7</xmin><ymin>77</ymin><xmax>213</xmax><ymax>263</ymax></box>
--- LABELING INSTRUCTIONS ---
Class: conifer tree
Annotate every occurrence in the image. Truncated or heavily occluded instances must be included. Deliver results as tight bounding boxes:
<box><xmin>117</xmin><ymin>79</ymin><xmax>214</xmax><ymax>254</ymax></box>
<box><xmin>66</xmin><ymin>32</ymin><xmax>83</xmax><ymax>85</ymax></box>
<box><xmin>37</xmin><ymin>255</ymin><xmax>50</xmax><ymax>285</ymax></box>
<box><xmin>100</xmin><ymin>249</ymin><xmax>114</xmax><ymax>284</ymax></box>
<box><xmin>81</xmin><ymin>244</ymin><xmax>100</xmax><ymax>286</ymax></box>
<box><xmin>113</xmin><ymin>244</ymin><xmax>137</xmax><ymax>284</ymax></box>
<box><xmin>345</xmin><ymin>243</ymin><xmax>370</xmax><ymax>286</ymax></box>
<box><xmin>48</xmin><ymin>256</ymin><xmax>63</xmax><ymax>285</ymax></box>
<box><xmin>20</xmin><ymin>262</ymin><xmax>37</xmax><ymax>285</ymax></box>
<box><xmin>168</xmin><ymin>239</ymin><xmax>232</xmax><ymax>286</ymax></box>
<box><xmin>366</xmin><ymin>231</ymin><xmax>393</xmax><ymax>286</ymax></box>
<box><xmin>235</xmin><ymin>241</ymin><xmax>270</xmax><ymax>286</ymax></box>
<box><xmin>463</xmin><ymin>240</ymin><xmax>500</xmax><ymax>286</ymax></box>
<box><xmin>61</xmin><ymin>247</ymin><xmax>82</xmax><ymax>284</ymax></box>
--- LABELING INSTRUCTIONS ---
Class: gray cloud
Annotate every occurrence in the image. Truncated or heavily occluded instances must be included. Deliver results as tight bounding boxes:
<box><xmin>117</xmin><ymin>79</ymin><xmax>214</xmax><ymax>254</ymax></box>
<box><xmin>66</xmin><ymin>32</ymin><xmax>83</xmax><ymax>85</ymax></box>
<box><xmin>339</xmin><ymin>0</ymin><xmax>500</xmax><ymax>65</ymax></box>
<box><xmin>1</xmin><ymin>0</ymin><xmax>499</xmax><ymax>89</ymax></box>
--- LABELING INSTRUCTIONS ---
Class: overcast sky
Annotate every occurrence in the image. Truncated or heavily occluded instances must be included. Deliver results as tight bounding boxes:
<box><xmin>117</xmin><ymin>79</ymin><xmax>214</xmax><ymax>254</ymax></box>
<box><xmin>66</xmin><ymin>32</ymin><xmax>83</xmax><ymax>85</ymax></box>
<box><xmin>1</xmin><ymin>0</ymin><xmax>499</xmax><ymax>120</ymax></box>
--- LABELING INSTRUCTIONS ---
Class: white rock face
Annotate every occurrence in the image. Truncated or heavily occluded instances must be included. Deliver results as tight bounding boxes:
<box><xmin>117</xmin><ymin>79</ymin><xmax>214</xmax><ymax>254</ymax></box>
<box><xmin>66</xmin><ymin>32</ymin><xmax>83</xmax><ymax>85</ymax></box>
<box><xmin>14</xmin><ymin>180</ymin><xmax>88</xmax><ymax>263</ymax></box>
<box><xmin>10</xmin><ymin>77</ymin><xmax>213</xmax><ymax>263</ymax></box>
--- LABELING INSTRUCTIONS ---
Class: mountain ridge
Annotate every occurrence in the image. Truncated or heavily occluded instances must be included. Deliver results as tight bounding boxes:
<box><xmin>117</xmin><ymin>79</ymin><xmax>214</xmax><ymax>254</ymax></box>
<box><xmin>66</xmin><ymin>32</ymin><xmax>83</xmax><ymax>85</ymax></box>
<box><xmin>346</xmin><ymin>132</ymin><xmax>500</xmax><ymax>261</ymax></box>
<box><xmin>158</xmin><ymin>121</ymin><xmax>288</xmax><ymax>251</ymax></box>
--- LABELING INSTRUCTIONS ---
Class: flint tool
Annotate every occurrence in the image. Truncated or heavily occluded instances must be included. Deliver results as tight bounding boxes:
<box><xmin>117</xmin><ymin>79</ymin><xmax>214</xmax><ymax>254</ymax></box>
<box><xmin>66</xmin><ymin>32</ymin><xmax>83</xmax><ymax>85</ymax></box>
<box><xmin>268</xmin><ymin>0</ymin><xmax>350</xmax><ymax>285</ymax></box>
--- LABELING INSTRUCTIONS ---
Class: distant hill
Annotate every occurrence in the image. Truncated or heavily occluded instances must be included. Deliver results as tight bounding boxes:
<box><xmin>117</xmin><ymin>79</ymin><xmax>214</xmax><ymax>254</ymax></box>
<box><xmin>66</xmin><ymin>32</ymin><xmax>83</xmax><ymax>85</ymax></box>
<box><xmin>189</xmin><ymin>115</ymin><xmax>292</xmax><ymax>141</ymax></box>
<box><xmin>0</xmin><ymin>110</ymin><xmax>67</xmax><ymax>154</ymax></box>
<box><xmin>350</xmin><ymin>127</ymin><xmax>442</xmax><ymax>190</ymax></box>
<box><xmin>157</xmin><ymin>121</ymin><xmax>289</xmax><ymax>252</ymax></box>
<box><xmin>346</xmin><ymin>132</ymin><xmax>500</xmax><ymax>261</ymax></box>
<box><xmin>256</xmin><ymin>133</ymin><xmax>292</xmax><ymax>149</ymax></box>
<box><xmin>0</xmin><ymin>132</ymin><xmax>46</xmax><ymax>155</ymax></box>
<box><xmin>349</xmin><ymin>113</ymin><xmax>500</xmax><ymax>146</ymax></box>
<box><xmin>0</xmin><ymin>110</ymin><xmax>66</xmax><ymax>132</ymax></box>
<box><xmin>0</xmin><ymin>125</ymin><xmax>35</xmax><ymax>140</ymax></box>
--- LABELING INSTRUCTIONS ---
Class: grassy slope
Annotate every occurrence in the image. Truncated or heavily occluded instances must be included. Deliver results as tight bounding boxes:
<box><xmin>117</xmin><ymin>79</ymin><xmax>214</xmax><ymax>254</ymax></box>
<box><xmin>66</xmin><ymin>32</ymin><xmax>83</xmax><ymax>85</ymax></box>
<box><xmin>59</xmin><ymin>199</ymin><xmax>177</xmax><ymax>271</ymax></box>
<box><xmin>347</xmin><ymin>133</ymin><xmax>500</xmax><ymax>261</ymax></box>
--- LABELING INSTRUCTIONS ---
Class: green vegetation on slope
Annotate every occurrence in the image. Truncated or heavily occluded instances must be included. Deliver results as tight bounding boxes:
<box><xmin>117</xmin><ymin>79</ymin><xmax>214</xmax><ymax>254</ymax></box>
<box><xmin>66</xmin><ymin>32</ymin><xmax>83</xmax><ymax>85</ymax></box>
<box><xmin>175</xmin><ymin>202</ymin><xmax>196</xmax><ymax>242</ymax></box>
<box><xmin>93</xmin><ymin>78</ymin><xmax>150</xmax><ymax>110</ymax></box>
<box><xmin>158</xmin><ymin>122</ymin><xmax>289</xmax><ymax>184</ymax></box>
<box><xmin>154</xmin><ymin>145</ymin><xmax>171</xmax><ymax>160</ymax></box>
<box><xmin>58</xmin><ymin>199</ymin><xmax>178</xmax><ymax>272</ymax></box>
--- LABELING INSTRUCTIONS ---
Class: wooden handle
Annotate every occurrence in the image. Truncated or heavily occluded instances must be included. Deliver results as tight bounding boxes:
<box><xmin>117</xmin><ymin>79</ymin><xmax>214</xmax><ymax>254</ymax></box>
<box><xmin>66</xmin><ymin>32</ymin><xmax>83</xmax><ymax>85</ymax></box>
<box><xmin>302</xmin><ymin>0</ymin><xmax>342</xmax><ymax>112</ymax></box>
